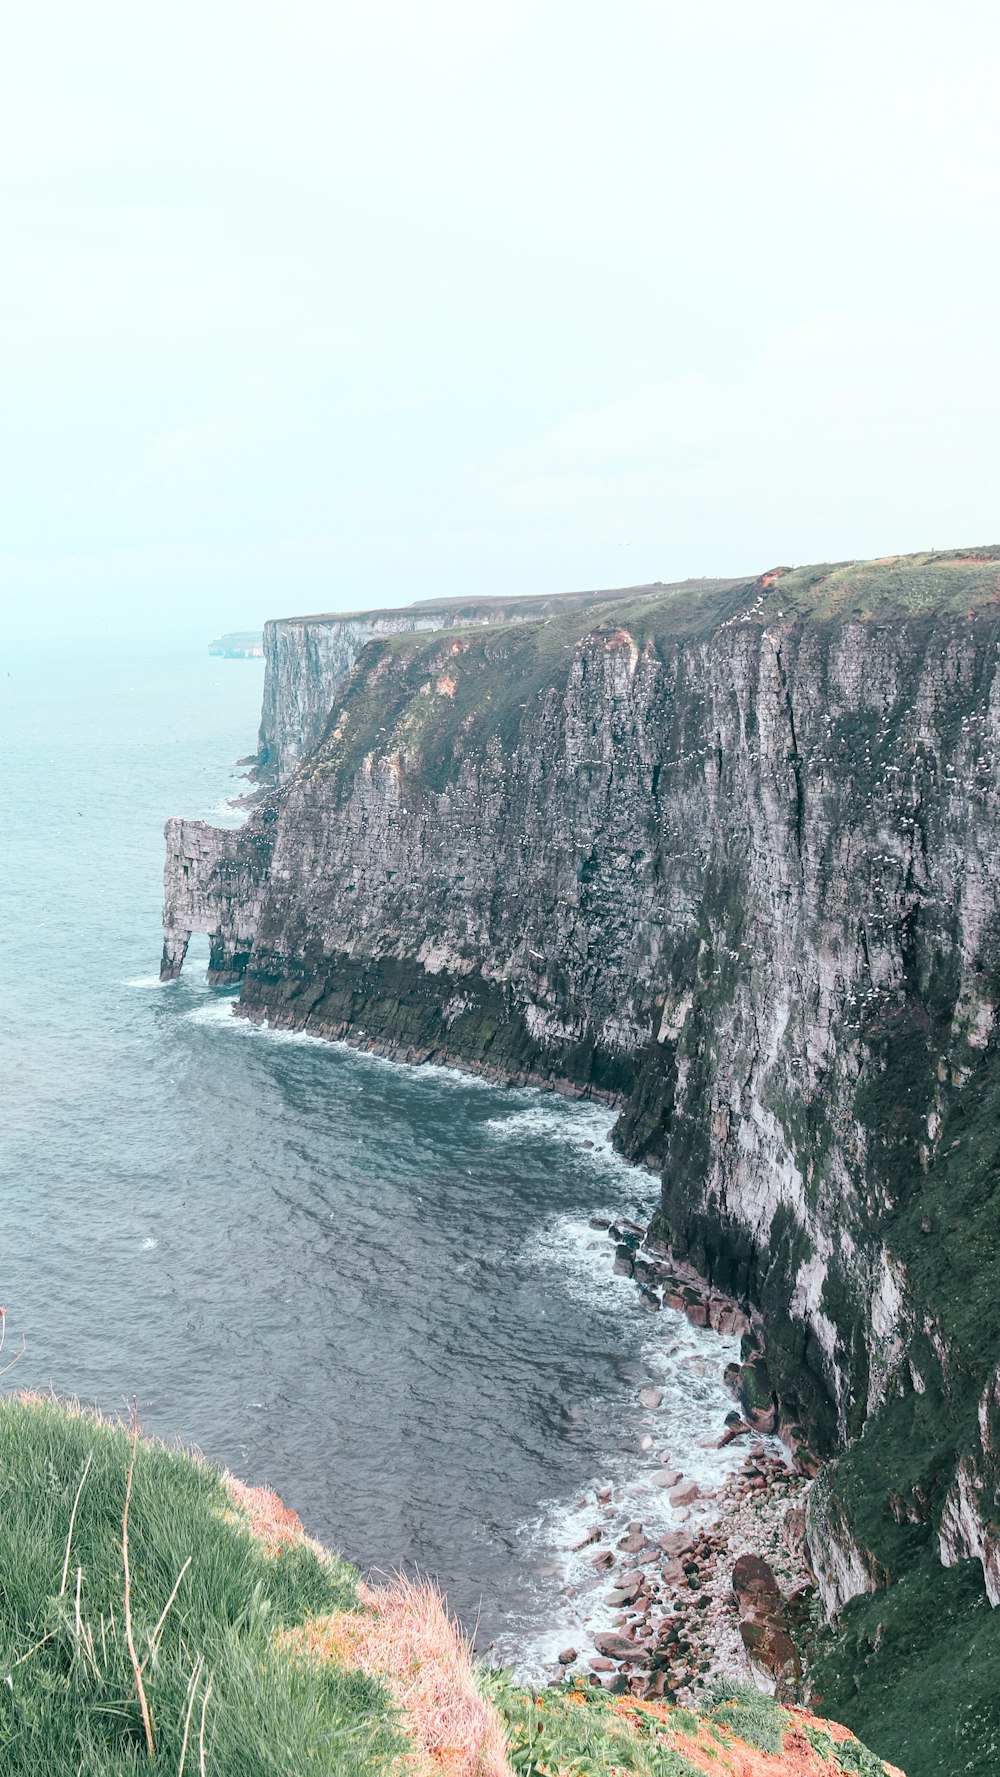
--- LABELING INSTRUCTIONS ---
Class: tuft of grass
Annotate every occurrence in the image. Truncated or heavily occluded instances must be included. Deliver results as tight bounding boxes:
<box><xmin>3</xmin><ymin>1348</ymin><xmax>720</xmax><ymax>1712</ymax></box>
<box><xmin>481</xmin><ymin>1675</ymin><xmax>704</xmax><ymax>1777</ymax></box>
<box><xmin>707</xmin><ymin>1682</ymin><xmax>791</xmax><ymax>1754</ymax></box>
<box><xmin>0</xmin><ymin>1395</ymin><xmax>401</xmax><ymax>1777</ymax></box>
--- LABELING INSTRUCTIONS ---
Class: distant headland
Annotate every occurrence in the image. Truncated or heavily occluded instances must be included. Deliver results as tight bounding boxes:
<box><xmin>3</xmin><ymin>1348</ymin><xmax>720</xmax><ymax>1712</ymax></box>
<box><xmin>208</xmin><ymin>631</ymin><xmax>263</xmax><ymax>658</ymax></box>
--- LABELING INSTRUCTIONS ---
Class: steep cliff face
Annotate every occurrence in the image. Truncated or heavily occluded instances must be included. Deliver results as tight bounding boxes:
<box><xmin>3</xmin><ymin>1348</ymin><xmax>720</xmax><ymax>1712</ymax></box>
<box><xmin>164</xmin><ymin>548</ymin><xmax>1000</xmax><ymax>1770</ymax></box>
<box><xmin>253</xmin><ymin>580</ymin><xmax>735</xmax><ymax>784</ymax></box>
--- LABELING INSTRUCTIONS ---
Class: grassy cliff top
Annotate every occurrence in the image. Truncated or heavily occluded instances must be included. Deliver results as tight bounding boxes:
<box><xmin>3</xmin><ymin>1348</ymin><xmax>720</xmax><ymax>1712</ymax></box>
<box><xmin>272</xmin><ymin>547</ymin><xmax>1000</xmax><ymax>641</ymax></box>
<box><xmin>0</xmin><ymin>1396</ymin><xmax>903</xmax><ymax>1776</ymax></box>
<box><xmin>268</xmin><ymin>578</ymin><xmax>738</xmax><ymax>630</ymax></box>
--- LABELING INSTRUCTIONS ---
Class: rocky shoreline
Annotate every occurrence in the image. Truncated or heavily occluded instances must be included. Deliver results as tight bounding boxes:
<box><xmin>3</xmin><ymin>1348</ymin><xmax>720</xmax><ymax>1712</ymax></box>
<box><xmin>544</xmin><ymin>1219</ymin><xmax>820</xmax><ymax>1707</ymax></box>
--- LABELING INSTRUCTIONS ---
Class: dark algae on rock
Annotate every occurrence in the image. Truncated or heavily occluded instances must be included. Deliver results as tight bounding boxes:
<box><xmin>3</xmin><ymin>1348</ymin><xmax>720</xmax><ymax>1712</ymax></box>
<box><xmin>163</xmin><ymin>546</ymin><xmax>1000</xmax><ymax>1776</ymax></box>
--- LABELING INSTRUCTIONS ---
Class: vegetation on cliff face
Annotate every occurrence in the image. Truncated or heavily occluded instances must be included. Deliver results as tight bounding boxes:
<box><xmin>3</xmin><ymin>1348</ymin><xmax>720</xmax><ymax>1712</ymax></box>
<box><xmin>0</xmin><ymin>1398</ymin><xmax>904</xmax><ymax>1777</ymax></box>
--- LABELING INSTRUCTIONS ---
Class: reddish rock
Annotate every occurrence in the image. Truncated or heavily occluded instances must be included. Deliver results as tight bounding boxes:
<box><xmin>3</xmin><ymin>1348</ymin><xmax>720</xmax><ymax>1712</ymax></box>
<box><xmin>557</xmin><ymin>1646</ymin><xmax>578</xmax><ymax>1664</ymax></box>
<box><xmin>638</xmin><ymin>1386</ymin><xmax>663</xmax><ymax>1409</ymax></box>
<box><xmin>573</xmin><ymin>1527</ymin><xmax>603</xmax><ymax>1550</ymax></box>
<box><xmin>593</xmin><ymin>1632</ymin><xmax>637</xmax><ymax>1660</ymax></box>
<box><xmin>739</xmin><ymin>1354</ymin><xmax>778</xmax><ymax>1433</ymax></box>
<box><xmin>669</xmin><ymin>1482</ymin><xmax>700</xmax><ymax>1507</ymax></box>
<box><xmin>617</xmin><ymin>1530</ymin><xmax>646</xmax><ymax>1554</ymax></box>
<box><xmin>739</xmin><ymin>1617</ymin><xmax>802</xmax><ymax>1698</ymax></box>
<box><xmin>652</xmin><ymin>1468</ymin><xmax>682</xmax><ymax>1488</ymax></box>
<box><xmin>658</xmin><ymin>1532</ymin><xmax>687</xmax><ymax>1555</ymax></box>
<box><xmin>731</xmin><ymin>1552</ymin><xmax>781</xmax><ymax>1614</ymax></box>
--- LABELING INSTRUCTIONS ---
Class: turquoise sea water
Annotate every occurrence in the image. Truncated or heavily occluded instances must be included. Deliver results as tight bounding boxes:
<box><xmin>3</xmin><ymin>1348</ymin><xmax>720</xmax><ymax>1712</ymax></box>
<box><xmin>0</xmin><ymin>640</ymin><xmax>742</xmax><ymax>1665</ymax></box>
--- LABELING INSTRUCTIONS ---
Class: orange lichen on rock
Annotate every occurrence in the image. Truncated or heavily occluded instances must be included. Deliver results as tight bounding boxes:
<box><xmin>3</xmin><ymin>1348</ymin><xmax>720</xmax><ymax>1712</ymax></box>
<box><xmin>601</xmin><ymin>628</ymin><xmax>640</xmax><ymax>676</ymax></box>
<box><xmin>281</xmin><ymin>1575</ymin><xmax>512</xmax><ymax>1777</ymax></box>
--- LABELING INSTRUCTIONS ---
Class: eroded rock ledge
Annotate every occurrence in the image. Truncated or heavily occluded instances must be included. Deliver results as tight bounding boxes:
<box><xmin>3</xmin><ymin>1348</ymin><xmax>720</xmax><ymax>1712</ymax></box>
<box><xmin>161</xmin><ymin>809</ymin><xmax>277</xmax><ymax>983</ymax></box>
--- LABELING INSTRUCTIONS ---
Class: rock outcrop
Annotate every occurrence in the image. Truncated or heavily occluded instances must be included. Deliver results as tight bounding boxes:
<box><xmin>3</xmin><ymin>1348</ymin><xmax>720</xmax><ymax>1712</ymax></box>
<box><xmin>160</xmin><ymin>811</ymin><xmax>276</xmax><ymax>983</ymax></box>
<box><xmin>163</xmin><ymin>547</ymin><xmax>1000</xmax><ymax>1767</ymax></box>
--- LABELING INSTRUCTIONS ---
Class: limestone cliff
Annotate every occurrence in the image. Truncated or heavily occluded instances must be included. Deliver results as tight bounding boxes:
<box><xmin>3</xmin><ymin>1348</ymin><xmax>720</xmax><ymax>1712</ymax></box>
<box><xmin>163</xmin><ymin>547</ymin><xmax>1000</xmax><ymax>1770</ymax></box>
<box><xmin>252</xmin><ymin>580</ymin><xmax>734</xmax><ymax>784</ymax></box>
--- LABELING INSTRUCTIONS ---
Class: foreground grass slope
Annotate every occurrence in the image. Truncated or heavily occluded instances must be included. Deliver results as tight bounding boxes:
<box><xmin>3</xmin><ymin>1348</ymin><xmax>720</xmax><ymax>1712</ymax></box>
<box><xmin>0</xmin><ymin>1395</ymin><xmax>397</xmax><ymax>1776</ymax></box>
<box><xmin>0</xmin><ymin>1397</ymin><xmax>903</xmax><ymax>1775</ymax></box>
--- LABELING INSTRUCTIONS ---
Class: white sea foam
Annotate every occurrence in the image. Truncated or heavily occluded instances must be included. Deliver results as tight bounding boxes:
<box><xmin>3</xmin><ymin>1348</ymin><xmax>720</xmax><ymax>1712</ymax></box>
<box><xmin>484</xmin><ymin>1101</ymin><xmax>646</xmax><ymax>1181</ymax></box>
<box><xmin>496</xmin><ymin>1212</ymin><xmax>786</xmax><ymax>1682</ymax></box>
<box><xmin>185</xmin><ymin>1001</ymin><xmax>334</xmax><ymax>1047</ymax></box>
<box><xmin>124</xmin><ymin>974</ymin><xmax>176</xmax><ymax>989</ymax></box>
<box><xmin>327</xmin><ymin>1039</ymin><xmax>498</xmax><ymax>1090</ymax></box>
<box><xmin>141</xmin><ymin>1237</ymin><xmax>157</xmax><ymax>1250</ymax></box>
<box><xmin>190</xmin><ymin>1014</ymin><xmax>509</xmax><ymax>1082</ymax></box>
<box><xmin>206</xmin><ymin>798</ymin><xmax>248</xmax><ymax>829</ymax></box>
<box><xmin>185</xmin><ymin>998</ymin><xmax>248</xmax><ymax>1029</ymax></box>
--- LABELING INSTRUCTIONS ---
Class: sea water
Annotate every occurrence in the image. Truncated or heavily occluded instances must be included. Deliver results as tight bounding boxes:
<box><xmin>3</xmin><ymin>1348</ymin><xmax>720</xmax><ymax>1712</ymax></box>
<box><xmin>0</xmin><ymin>639</ymin><xmax>750</xmax><ymax>1666</ymax></box>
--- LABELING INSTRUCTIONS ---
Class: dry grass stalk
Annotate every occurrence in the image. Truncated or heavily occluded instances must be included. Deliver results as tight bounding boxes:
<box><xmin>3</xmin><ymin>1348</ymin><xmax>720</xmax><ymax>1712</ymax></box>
<box><xmin>7</xmin><ymin>1630</ymin><xmax>54</xmax><ymax>1674</ymax></box>
<box><xmin>198</xmin><ymin>1672</ymin><xmax>214</xmax><ymax>1777</ymax></box>
<box><xmin>141</xmin><ymin>1555</ymin><xmax>192</xmax><ymax>1675</ymax></box>
<box><xmin>122</xmin><ymin>1413</ymin><xmax>155</xmax><ymax>1760</ymax></box>
<box><xmin>177</xmin><ymin>1654</ymin><xmax>204</xmax><ymax>1777</ymax></box>
<box><xmin>60</xmin><ymin>1450</ymin><xmax>93</xmax><ymax>1595</ymax></box>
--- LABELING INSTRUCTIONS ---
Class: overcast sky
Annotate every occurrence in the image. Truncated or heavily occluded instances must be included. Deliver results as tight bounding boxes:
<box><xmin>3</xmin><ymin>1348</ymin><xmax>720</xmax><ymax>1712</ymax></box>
<box><xmin>3</xmin><ymin>0</ymin><xmax>998</xmax><ymax>640</ymax></box>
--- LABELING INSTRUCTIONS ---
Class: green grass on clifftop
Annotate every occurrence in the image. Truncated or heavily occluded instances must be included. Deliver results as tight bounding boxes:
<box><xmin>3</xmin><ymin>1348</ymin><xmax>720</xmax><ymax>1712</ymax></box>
<box><xmin>0</xmin><ymin>1397</ymin><xmax>399</xmax><ymax>1777</ymax></box>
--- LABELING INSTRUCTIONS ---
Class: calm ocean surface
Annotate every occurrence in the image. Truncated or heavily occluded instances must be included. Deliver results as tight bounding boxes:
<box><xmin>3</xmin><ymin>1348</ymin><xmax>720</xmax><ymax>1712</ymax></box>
<box><xmin>0</xmin><ymin>640</ymin><xmax>743</xmax><ymax>1666</ymax></box>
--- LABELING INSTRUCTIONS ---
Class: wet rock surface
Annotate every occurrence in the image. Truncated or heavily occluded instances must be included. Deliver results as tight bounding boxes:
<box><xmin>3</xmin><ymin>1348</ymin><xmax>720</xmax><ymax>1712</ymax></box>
<box><xmin>567</xmin><ymin>1449</ymin><xmax>814</xmax><ymax>1705</ymax></box>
